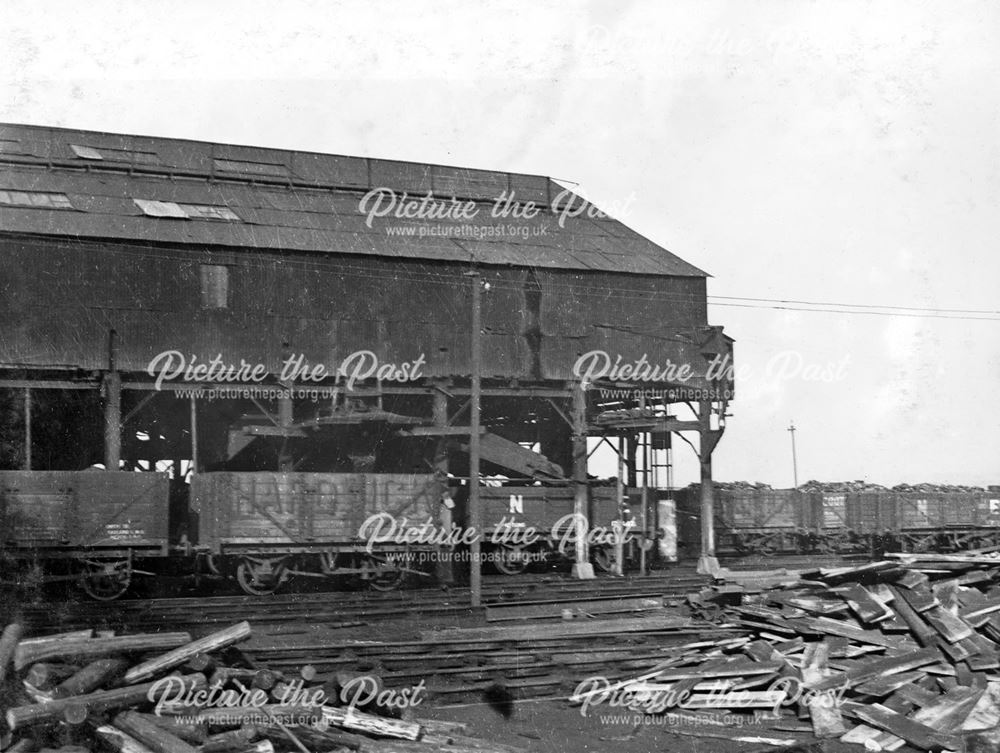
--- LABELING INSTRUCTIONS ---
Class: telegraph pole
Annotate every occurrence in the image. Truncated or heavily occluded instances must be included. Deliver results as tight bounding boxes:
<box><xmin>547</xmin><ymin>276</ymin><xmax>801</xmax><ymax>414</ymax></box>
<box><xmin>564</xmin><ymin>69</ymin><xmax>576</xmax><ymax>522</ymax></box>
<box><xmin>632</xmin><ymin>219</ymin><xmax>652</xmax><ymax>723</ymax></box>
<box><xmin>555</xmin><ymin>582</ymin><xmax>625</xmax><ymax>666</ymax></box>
<box><xmin>787</xmin><ymin>422</ymin><xmax>798</xmax><ymax>488</ymax></box>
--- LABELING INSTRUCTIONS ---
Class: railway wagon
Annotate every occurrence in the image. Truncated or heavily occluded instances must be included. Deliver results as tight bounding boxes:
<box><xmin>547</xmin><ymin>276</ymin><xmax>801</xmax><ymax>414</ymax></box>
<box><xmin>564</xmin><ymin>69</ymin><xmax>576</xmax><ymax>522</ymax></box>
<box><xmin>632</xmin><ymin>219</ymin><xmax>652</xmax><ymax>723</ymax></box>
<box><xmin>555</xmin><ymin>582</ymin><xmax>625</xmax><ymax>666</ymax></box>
<box><xmin>473</xmin><ymin>485</ymin><xmax>634</xmax><ymax>574</ymax></box>
<box><xmin>711</xmin><ymin>489</ymin><xmax>866</xmax><ymax>555</ymax></box>
<box><xmin>192</xmin><ymin>472</ymin><xmax>445</xmax><ymax>594</ymax></box>
<box><xmin>844</xmin><ymin>491</ymin><xmax>1000</xmax><ymax>552</ymax></box>
<box><xmin>0</xmin><ymin>470</ymin><xmax>170</xmax><ymax>599</ymax></box>
<box><xmin>682</xmin><ymin>487</ymin><xmax>1000</xmax><ymax>556</ymax></box>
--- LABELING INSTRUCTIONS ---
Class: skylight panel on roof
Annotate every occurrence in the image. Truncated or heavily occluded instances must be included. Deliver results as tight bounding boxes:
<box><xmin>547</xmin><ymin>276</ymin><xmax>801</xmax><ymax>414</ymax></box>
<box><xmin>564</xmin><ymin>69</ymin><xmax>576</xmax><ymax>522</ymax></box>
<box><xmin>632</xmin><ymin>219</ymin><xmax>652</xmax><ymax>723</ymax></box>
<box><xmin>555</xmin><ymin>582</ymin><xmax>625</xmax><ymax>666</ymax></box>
<box><xmin>71</xmin><ymin>144</ymin><xmax>159</xmax><ymax>164</ymax></box>
<box><xmin>0</xmin><ymin>190</ymin><xmax>74</xmax><ymax>209</ymax></box>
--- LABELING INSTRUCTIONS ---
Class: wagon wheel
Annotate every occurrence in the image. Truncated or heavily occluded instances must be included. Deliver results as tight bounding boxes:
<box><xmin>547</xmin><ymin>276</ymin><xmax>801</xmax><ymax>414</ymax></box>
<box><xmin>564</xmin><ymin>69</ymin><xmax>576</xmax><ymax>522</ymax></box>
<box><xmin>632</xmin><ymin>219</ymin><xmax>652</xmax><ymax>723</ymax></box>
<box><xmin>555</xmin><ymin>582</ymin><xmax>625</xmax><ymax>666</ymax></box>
<box><xmin>79</xmin><ymin>558</ymin><xmax>132</xmax><ymax>601</ymax></box>
<box><xmin>591</xmin><ymin>545</ymin><xmax>616</xmax><ymax>573</ymax></box>
<box><xmin>235</xmin><ymin>556</ymin><xmax>287</xmax><ymax>596</ymax></box>
<box><xmin>494</xmin><ymin>544</ymin><xmax>531</xmax><ymax>576</ymax></box>
<box><xmin>750</xmin><ymin>535</ymin><xmax>777</xmax><ymax>557</ymax></box>
<box><xmin>362</xmin><ymin>552</ymin><xmax>408</xmax><ymax>592</ymax></box>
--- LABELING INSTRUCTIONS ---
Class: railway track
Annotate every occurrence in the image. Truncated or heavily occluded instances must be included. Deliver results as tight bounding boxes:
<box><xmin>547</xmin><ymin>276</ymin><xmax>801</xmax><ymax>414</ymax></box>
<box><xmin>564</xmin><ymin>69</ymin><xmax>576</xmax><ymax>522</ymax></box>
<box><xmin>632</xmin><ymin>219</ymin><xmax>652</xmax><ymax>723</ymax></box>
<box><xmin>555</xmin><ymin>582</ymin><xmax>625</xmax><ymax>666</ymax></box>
<box><xmin>18</xmin><ymin>554</ymin><xmax>866</xmax><ymax>633</ymax></box>
<box><xmin>19</xmin><ymin>569</ymin><xmax>711</xmax><ymax>632</ymax></box>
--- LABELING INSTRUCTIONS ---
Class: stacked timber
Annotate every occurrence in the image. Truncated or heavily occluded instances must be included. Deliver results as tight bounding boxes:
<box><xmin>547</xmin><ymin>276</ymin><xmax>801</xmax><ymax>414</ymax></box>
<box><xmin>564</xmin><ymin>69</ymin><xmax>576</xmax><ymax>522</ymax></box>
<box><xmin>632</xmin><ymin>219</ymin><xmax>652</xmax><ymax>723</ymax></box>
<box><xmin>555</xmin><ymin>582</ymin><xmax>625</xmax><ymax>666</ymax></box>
<box><xmin>581</xmin><ymin>557</ymin><xmax>1000</xmax><ymax>751</ymax></box>
<box><xmin>0</xmin><ymin>621</ymin><xmax>521</xmax><ymax>753</ymax></box>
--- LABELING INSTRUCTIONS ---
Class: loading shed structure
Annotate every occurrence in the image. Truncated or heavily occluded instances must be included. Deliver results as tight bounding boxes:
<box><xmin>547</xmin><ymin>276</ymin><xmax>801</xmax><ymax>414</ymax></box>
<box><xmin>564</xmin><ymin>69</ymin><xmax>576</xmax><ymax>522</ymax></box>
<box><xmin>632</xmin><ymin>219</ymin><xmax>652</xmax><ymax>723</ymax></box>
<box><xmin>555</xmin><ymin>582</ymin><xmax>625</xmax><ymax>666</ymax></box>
<box><xmin>0</xmin><ymin>123</ymin><xmax>733</xmax><ymax>583</ymax></box>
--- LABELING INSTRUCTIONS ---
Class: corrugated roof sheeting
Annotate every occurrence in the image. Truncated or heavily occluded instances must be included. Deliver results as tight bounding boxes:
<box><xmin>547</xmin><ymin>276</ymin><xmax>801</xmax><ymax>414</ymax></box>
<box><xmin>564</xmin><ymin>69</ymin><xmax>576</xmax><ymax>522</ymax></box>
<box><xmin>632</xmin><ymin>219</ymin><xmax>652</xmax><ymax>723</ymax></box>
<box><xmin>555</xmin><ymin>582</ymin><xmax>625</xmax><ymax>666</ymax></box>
<box><xmin>0</xmin><ymin>124</ymin><xmax>706</xmax><ymax>277</ymax></box>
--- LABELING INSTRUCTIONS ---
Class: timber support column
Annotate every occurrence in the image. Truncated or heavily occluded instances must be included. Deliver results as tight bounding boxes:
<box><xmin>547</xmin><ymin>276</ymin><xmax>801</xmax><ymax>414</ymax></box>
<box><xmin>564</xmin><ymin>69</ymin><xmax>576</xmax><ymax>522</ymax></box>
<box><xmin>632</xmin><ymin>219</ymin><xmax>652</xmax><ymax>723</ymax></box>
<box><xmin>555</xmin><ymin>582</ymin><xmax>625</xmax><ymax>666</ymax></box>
<box><xmin>103</xmin><ymin>330</ymin><xmax>121</xmax><ymax>471</ymax></box>
<box><xmin>697</xmin><ymin>399</ymin><xmax>722</xmax><ymax>575</ymax></box>
<box><xmin>22</xmin><ymin>387</ymin><xmax>31</xmax><ymax>471</ymax></box>
<box><xmin>570</xmin><ymin>382</ymin><xmax>595</xmax><ymax>579</ymax></box>
<box><xmin>432</xmin><ymin>385</ymin><xmax>454</xmax><ymax>585</ymax></box>
<box><xmin>278</xmin><ymin>391</ymin><xmax>294</xmax><ymax>472</ymax></box>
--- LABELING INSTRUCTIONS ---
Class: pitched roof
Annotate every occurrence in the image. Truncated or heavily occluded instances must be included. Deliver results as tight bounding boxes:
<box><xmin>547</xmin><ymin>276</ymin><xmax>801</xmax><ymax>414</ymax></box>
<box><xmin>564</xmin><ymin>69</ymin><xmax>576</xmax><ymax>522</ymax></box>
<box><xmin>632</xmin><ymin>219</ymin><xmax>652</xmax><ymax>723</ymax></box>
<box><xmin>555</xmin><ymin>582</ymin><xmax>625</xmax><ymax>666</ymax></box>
<box><xmin>0</xmin><ymin>123</ymin><xmax>706</xmax><ymax>277</ymax></box>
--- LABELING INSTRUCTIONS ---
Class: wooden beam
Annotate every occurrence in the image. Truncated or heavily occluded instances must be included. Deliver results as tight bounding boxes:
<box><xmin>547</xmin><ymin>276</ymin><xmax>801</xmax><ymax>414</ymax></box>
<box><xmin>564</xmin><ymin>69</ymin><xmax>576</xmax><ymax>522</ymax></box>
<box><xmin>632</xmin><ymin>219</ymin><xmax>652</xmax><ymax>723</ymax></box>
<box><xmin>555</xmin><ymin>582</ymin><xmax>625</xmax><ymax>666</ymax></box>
<box><xmin>104</xmin><ymin>330</ymin><xmax>122</xmax><ymax>470</ymax></box>
<box><xmin>400</xmin><ymin>426</ymin><xmax>485</xmax><ymax>436</ymax></box>
<box><xmin>0</xmin><ymin>379</ymin><xmax>98</xmax><ymax>389</ymax></box>
<box><xmin>588</xmin><ymin>419</ymin><xmax>701</xmax><ymax>434</ymax></box>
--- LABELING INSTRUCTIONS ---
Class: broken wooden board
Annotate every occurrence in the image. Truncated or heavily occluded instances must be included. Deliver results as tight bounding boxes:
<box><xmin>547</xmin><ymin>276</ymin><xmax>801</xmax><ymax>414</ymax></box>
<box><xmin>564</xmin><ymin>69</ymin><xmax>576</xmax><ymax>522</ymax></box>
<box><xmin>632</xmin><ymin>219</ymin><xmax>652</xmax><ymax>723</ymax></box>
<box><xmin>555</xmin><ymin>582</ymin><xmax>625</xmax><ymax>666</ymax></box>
<box><xmin>810</xmin><ymin>647</ymin><xmax>940</xmax><ymax>692</ymax></box>
<box><xmin>799</xmin><ymin>641</ymin><xmax>846</xmax><ymax>738</ymax></box>
<box><xmin>805</xmin><ymin>616</ymin><xmax>905</xmax><ymax>648</ymax></box>
<box><xmin>842</xmin><ymin>701</ymin><xmax>959</xmax><ymax>751</ymax></box>
<box><xmin>925</xmin><ymin>606</ymin><xmax>975</xmax><ymax>643</ymax></box>
<box><xmin>832</xmin><ymin>584</ymin><xmax>894</xmax><ymax>623</ymax></box>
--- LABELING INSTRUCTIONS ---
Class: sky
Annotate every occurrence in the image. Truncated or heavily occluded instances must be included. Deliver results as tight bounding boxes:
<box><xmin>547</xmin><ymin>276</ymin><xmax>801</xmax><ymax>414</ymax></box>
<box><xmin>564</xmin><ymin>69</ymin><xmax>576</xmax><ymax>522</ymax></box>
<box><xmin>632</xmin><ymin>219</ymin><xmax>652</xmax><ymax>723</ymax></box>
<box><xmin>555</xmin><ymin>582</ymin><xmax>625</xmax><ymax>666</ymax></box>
<box><xmin>2</xmin><ymin>0</ymin><xmax>998</xmax><ymax>487</ymax></box>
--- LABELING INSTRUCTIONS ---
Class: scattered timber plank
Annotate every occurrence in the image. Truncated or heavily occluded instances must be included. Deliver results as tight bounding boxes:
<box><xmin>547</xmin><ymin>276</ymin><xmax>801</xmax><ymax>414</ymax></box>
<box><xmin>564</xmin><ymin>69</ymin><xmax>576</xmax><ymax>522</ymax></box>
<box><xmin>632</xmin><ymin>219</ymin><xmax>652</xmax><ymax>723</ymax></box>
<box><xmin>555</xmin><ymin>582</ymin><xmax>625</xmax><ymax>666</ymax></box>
<box><xmin>419</xmin><ymin>614</ymin><xmax>694</xmax><ymax>642</ymax></box>
<box><xmin>484</xmin><ymin>596</ymin><xmax>663</xmax><ymax>622</ymax></box>
<box><xmin>682</xmin><ymin>690</ymin><xmax>787</xmax><ymax>709</ymax></box>
<box><xmin>895</xmin><ymin>585</ymin><xmax>939</xmax><ymax>614</ymax></box>
<box><xmin>833</xmin><ymin>584</ymin><xmax>894</xmax><ymax>623</ymax></box>
<box><xmin>809</xmin><ymin>647</ymin><xmax>940</xmax><ymax>693</ymax></box>
<box><xmin>887</xmin><ymin>585</ymin><xmax>938</xmax><ymax>646</ymax></box>
<box><xmin>800</xmin><ymin>641</ymin><xmax>846</xmax><ymax>738</ymax></box>
<box><xmin>842</xmin><ymin>701</ymin><xmax>959</xmax><ymax>751</ymax></box>
<box><xmin>6</xmin><ymin>673</ymin><xmax>206</xmax><ymax>731</ymax></box>
<box><xmin>925</xmin><ymin>607</ymin><xmax>975</xmax><ymax>643</ymax></box>
<box><xmin>805</xmin><ymin>616</ymin><xmax>902</xmax><ymax>648</ymax></box>
<box><xmin>113</xmin><ymin>711</ymin><xmax>200</xmax><ymax>753</ymax></box>
<box><xmin>17</xmin><ymin>630</ymin><xmax>93</xmax><ymax>647</ymax></box>
<box><xmin>124</xmin><ymin>622</ymin><xmax>251</xmax><ymax>684</ymax></box>
<box><xmin>15</xmin><ymin>633</ymin><xmax>192</xmax><ymax>671</ymax></box>
<box><xmin>54</xmin><ymin>658</ymin><xmax>130</xmax><ymax>698</ymax></box>
<box><xmin>0</xmin><ymin>623</ymin><xmax>24</xmax><ymax>684</ymax></box>
<box><xmin>854</xmin><ymin>669</ymin><xmax>926</xmax><ymax>697</ymax></box>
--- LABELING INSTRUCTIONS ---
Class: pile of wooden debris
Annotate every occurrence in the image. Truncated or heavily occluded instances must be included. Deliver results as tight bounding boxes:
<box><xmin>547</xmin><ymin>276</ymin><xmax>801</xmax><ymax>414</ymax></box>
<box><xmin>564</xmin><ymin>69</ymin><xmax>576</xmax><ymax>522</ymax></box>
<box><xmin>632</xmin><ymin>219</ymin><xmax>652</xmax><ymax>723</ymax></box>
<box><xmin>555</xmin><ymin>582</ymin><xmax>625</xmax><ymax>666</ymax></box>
<box><xmin>0</xmin><ymin>620</ymin><xmax>527</xmax><ymax>753</ymax></box>
<box><xmin>570</xmin><ymin>555</ymin><xmax>1000</xmax><ymax>752</ymax></box>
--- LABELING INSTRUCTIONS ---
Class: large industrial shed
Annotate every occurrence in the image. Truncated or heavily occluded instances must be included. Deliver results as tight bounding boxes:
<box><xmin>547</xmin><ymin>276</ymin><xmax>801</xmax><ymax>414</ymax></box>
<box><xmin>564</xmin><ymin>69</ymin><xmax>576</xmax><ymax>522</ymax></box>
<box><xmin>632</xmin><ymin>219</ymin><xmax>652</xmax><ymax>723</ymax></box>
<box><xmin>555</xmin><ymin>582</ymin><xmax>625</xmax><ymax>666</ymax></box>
<box><xmin>0</xmin><ymin>123</ymin><xmax>733</xmax><ymax>578</ymax></box>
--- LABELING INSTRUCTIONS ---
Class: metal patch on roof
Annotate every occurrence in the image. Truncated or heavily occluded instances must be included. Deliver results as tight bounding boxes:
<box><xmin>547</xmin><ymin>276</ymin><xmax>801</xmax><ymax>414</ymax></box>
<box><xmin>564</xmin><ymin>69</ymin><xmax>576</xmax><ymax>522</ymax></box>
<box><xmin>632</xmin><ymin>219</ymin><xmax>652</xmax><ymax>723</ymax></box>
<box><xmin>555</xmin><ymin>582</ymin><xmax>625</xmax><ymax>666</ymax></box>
<box><xmin>70</xmin><ymin>144</ymin><xmax>104</xmax><ymax>160</ymax></box>
<box><xmin>133</xmin><ymin>199</ymin><xmax>188</xmax><ymax>218</ymax></box>
<box><xmin>133</xmin><ymin>198</ymin><xmax>241</xmax><ymax>221</ymax></box>
<box><xmin>0</xmin><ymin>139</ymin><xmax>30</xmax><ymax>155</ymax></box>
<box><xmin>180</xmin><ymin>204</ymin><xmax>241</xmax><ymax>221</ymax></box>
